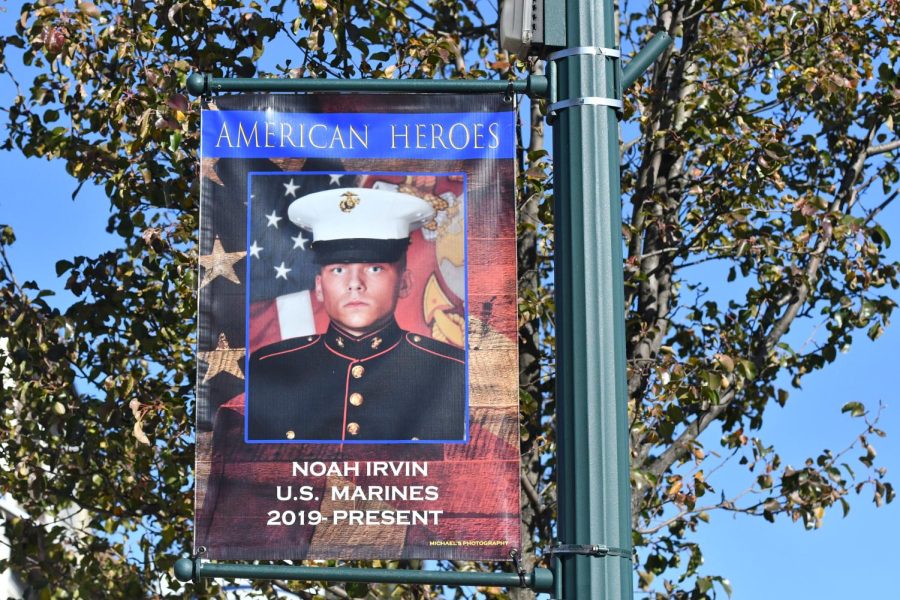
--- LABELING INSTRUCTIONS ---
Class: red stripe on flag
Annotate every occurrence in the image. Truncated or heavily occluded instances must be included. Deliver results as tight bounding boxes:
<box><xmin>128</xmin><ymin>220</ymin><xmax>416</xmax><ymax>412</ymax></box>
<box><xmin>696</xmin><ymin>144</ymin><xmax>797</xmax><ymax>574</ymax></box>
<box><xmin>249</xmin><ymin>301</ymin><xmax>282</xmax><ymax>353</ymax></box>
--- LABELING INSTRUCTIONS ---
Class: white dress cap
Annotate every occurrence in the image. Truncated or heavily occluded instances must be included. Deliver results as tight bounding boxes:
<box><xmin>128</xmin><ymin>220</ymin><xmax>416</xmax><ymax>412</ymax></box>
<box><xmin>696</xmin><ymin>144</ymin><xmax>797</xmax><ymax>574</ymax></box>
<box><xmin>288</xmin><ymin>187</ymin><xmax>435</xmax><ymax>242</ymax></box>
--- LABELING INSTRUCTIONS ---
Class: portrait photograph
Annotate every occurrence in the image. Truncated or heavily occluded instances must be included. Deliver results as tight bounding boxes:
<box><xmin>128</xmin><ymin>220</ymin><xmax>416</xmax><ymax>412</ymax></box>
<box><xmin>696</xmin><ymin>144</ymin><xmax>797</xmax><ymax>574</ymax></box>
<box><xmin>243</xmin><ymin>171</ymin><xmax>469</xmax><ymax>443</ymax></box>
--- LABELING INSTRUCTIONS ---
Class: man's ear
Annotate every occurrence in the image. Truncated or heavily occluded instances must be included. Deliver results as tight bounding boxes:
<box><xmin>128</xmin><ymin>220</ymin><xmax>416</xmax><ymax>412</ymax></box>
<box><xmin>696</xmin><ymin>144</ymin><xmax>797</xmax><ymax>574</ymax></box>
<box><xmin>314</xmin><ymin>274</ymin><xmax>324</xmax><ymax>302</ymax></box>
<box><xmin>398</xmin><ymin>269</ymin><xmax>412</xmax><ymax>299</ymax></box>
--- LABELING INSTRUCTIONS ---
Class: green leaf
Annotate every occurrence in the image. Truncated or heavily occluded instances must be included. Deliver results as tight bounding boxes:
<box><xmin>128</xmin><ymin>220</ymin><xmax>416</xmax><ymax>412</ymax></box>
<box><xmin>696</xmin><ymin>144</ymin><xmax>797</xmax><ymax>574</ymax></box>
<box><xmin>871</xmin><ymin>224</ymin><xmax>891</xmax><ymax>247</ymax></box>
<box><xmin>706</xmin><ymin>372</ymin><xmax>723</xmax><ymax>390</ymax></box>
<box><xmin>738</xmin><ymin>359</ymin><xmax>757</xmax><ymax>379</ymax></box>
<box><xmin>841</xmin><ymin>401</ymin><xmax>865</xmax><ymax>417</ymax></box>
<box><xmin>55</xmin><ymin>259</ymin><xmax>73</xmax><ymax>276</ymax></box>
<box><xmin>345</xmin><ymin>582</ymin><xmax>369</xmax><ymax>597</ymax></box>
<box><xmin>777</xmin><ymin>389</ymin><xmax>789</xmax><ymax>406</ymax></box>
<box><xmin>167</xmin><ymin>131</ymin><xmax>182</xmax><ymax>152</ymax></box>
<box><xmin>860</xmin><ymin>300</ymin><xmax>877</xmax><ymax>320</ymax></box>
<box><xmin>696</xmin><ymin>576</ymin><xmax>712</xmax><ymax>594</ymax></box>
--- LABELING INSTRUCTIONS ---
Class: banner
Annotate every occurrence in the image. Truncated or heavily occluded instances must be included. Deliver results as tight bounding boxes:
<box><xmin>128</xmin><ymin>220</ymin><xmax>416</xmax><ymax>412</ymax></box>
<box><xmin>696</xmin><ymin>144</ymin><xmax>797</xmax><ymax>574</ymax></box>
<box><xmin>195</xmin><ymin>93</ymin><xmax>520</xmax><ymax>560</ymax></box>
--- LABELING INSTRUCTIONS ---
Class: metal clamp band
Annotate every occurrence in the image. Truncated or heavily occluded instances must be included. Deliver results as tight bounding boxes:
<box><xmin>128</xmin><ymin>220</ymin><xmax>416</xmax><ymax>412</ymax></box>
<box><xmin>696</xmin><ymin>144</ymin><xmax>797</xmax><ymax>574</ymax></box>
<box><xmin>548</xmin><ymin>96</ymin><xmax>624</xmax><ymax>113</ymax></box>
<box><xmin>548</xmin><ymin>46</ymin><xmax>621</xmax><ymax>61</ymax></box>
<box><xmin>546</xmin><ymin>544</ymin><xmax>632</xmax><ymax>561</ymax></box>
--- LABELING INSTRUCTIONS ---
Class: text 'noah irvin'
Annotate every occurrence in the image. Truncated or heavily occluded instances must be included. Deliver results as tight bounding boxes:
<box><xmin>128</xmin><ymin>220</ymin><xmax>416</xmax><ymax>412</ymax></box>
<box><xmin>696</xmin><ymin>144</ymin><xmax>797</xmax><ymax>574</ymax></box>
<box><xmin>292</xmin><ymin>461</ymin><xmax>428</xmax><ymax>477</ymax></box>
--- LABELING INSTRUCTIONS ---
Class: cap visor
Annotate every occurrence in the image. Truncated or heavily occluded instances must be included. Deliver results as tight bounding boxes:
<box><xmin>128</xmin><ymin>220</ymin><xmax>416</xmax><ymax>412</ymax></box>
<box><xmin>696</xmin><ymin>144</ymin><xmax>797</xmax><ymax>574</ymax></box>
<box><xmin>312</xmin><ymin>238</ymin><xmax>410</xmax><ymax>264</ymax></box>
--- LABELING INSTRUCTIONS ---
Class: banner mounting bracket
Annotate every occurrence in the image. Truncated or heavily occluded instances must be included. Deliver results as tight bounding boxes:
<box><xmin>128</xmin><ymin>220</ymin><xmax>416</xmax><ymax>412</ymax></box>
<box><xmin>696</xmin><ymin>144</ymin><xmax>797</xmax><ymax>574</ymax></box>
<box><xmin>173</xmin><ymin>557</ymin><xmax>555</xmax><ymax>593</ymax></box>
<box><xmin>185</xmin><ymin>73</ymin><xmax>549</xmax><ymax>99</ymax></box>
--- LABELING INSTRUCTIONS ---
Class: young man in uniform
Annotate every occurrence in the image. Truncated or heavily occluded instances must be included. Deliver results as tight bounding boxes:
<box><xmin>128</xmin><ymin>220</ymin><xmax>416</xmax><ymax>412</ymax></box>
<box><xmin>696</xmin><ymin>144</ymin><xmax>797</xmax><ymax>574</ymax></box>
<box><xmin>246</xmin><ymin>187</ymin><xmax>467</xmax><ymax>442</ymax></box>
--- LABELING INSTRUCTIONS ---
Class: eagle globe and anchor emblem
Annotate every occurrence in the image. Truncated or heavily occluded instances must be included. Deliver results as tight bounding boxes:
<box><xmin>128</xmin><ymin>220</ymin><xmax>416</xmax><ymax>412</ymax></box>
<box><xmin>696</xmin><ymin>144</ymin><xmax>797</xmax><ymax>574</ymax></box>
<box><xmin>338</xmin><ymin>190</ymin><xmax>360</xmax><ymax>212</ymax></box>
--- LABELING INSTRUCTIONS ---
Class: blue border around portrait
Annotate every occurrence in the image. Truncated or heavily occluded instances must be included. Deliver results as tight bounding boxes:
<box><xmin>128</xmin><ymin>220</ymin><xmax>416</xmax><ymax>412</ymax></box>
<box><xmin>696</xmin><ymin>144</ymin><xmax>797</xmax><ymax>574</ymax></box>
<box><xmin>242</xmin><ymin>170</ymin><xmax>470</xmax><ymax>445</ymax></box>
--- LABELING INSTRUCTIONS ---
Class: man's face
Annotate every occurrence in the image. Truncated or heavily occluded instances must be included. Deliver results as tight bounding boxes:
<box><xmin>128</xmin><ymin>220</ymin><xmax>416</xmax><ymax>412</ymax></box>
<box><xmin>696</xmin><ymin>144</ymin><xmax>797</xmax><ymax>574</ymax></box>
<box><xmin>315</xmin><ymin>262</ymin><xmax>411</xmax><ymax>337</ymax></box>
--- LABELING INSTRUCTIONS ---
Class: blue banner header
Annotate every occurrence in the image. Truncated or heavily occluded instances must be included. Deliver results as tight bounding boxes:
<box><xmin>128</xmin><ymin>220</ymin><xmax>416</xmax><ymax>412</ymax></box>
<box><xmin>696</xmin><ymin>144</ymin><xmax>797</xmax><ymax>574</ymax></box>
<box><xmin>201</xmin><ymin>110</ymin><xmax>514</xmax><ymax>160</ymax></box>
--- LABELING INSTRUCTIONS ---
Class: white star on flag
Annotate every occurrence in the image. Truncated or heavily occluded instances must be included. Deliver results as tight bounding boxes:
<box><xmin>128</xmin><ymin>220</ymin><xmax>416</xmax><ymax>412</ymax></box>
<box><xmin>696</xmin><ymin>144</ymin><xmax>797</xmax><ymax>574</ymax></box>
<box><xmin>247</xmin><ymin>172</ymin><xmax>344</xmax><ymax>347</ymax></box>
<box><xmin>265</xmin><ymin>211</ymin><xmax>282</xmax><ymax>228</ymax></box>
<box><xmin>283</xmin><ymin>178</ymin><xmax>300</xmax><ymax>197</ymax></box>
<box><xmin>329</xmin><ymin>174</ymin><xmax>343</xmax><ymax>185</ymax></box>
<box><xmin>274</xmin><ymin>262</ymin><xmax>291</xmax><ymax>280</ymax></box>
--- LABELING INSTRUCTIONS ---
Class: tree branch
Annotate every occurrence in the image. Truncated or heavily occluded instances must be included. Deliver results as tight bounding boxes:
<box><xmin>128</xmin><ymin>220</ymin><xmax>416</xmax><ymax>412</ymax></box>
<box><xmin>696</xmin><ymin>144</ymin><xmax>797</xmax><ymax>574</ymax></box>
<box><xmin>864</xmin><ymin>191</ymin><xmax>899</xmax><ymax>225</ymax></box>
<box><xmin>867</xmin><ymin>139</ymin><xmax>900</xmax><ymax>156</ymax></box>
<box><xmin>520</xmin><ymin>470</ymin><xmax>546</xmax><ymax>516</ymax></box>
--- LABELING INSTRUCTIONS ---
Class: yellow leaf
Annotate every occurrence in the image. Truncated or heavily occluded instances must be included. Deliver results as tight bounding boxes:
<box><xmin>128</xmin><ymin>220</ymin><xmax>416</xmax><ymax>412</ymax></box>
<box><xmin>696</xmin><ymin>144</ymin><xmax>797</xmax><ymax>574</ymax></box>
<box><xmin>133</xmin><ymin>421</ymin><xmax>151</xmax><ymax>445</ymax></box>
<box><xmin>715</xmin><ymin>353</ymin><xmax>735</xmax><ymax>372</ymax></box>
<box><xmin>666</xmin><ymin>479</ymin><xmax>683</xmax><ymax>497</ymax></box>
<box><xmin>79</xmin><ymin>2</ymin><xmax>101</xmax><ymax>18</ymax></box>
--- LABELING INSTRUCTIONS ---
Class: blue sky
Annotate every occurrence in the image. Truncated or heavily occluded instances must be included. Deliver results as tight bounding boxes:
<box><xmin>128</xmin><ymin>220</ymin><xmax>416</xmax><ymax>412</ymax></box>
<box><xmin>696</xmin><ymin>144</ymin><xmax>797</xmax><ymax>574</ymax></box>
<box><xmin>1</xmin><ymin>7</ymin><xmax>897</xmax><ymax>600</ymax></box>
<box><xmin>689</xmin><ymin>279</ymin><xmax>899</xmax><ymax>598</ymax></box>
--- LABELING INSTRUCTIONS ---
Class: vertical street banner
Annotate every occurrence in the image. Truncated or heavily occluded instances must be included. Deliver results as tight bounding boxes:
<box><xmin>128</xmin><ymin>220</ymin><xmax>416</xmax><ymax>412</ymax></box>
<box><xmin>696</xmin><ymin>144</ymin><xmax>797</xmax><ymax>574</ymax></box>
<box><xmin>194</xmin><ymin>93</ymin><xmax>521</xmax><ymax>560</ymax></box>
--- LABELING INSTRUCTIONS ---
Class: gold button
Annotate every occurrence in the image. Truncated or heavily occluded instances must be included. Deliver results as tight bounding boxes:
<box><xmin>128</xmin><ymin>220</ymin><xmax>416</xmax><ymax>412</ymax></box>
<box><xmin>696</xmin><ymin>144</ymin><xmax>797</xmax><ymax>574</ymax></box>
<box><xmin>346</xmin><ymin>422</ymin><xmax>360</xmax><ymax>435</ymax></box>
<box><xmin>286</xmin><ymin>430</ymin><xmax>295</xmax><ymax>440</ymax></box>
<box><xmin>351</xmin><ymin>365</ymin><xmax>365</xmax><ymax>379</ymax></box>
<box><xmin>413</xmin><ymin>335</ymin><xmax>421</xmax><ymax>342</ymax></box>
<box><xmin>349</xmin><ymin>392</ymin><xmax>364</xmax><ymax>406</ymax></box>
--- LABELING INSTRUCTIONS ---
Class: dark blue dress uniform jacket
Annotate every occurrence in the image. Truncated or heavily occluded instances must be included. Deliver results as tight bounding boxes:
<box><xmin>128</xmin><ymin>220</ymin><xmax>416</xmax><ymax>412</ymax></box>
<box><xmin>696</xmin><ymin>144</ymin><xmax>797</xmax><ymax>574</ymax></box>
<box><xmin>247</xmin><ymin>319</ymin><xmax>466</xmax><ymax>442</ymax></box>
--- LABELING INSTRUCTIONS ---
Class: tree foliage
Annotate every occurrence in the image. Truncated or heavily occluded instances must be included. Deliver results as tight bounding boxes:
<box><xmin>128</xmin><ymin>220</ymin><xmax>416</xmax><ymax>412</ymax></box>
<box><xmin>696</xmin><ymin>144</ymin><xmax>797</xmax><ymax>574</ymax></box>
<box><xmin>621</xmin><ymin>2</ymin><xmax>898</xmax><ymax>594</ymax></box>
<box><xmin>0</xmin><ymin>0</ymin><xmax>897</xmax><ymax>598</ymax></box>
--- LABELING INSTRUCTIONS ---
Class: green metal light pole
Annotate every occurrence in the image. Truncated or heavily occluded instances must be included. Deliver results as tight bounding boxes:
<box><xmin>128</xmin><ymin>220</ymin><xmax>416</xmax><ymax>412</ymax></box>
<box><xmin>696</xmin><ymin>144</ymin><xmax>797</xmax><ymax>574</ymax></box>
<box><xmin>549</xmin><ymin>4</ymin><xmax>670</xmax><ymax>600</ymax></box>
